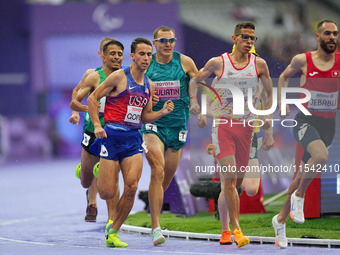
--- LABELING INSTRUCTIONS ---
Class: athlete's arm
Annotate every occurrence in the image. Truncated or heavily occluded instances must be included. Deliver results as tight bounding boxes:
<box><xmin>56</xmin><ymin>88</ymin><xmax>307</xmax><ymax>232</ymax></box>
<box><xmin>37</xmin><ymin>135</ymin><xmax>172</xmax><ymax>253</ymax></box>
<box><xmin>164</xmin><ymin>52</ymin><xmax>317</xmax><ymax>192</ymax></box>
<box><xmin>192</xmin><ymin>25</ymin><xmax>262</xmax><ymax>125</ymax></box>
<box><xmin>193</xmin><ymin>57</ymin><xmax>223</xmax><ymax>82</ymax></box>
<box><xmin>70</xmin><ymin>72</ymin><xmax>100</xmax><ymax>113</ymax></box>
<box><xmin>141</xmin><ymin>81</ymin><xmax>174</xmax><ymax>124</ymax></box>
<box><xmin>197</xmin><ymin>76</ymin><xmax>219</xmax><ymax>128</ymax></box>
<box><xmin>257</xmin><ymin>58</ymin><xmax>273</xmax><ymax>130</ymax></box>
<box><xmin>181</xmin><ymin>54</ymin><xmax>200</xmax><ymax>115</ymax></box>
<box><xmin>278</xmin><ymin>54</ymin><xmax>306</xmax><ymax>118</ymax></box>
<box><xmin>69</xmin><ymin>68</ymin><xmax>95</xmax><ymax>125</ymax></box>
<box><xmin>87</xmin><ymin>70</ymin><xmax>122</xmax><ymax>138</ymax></box>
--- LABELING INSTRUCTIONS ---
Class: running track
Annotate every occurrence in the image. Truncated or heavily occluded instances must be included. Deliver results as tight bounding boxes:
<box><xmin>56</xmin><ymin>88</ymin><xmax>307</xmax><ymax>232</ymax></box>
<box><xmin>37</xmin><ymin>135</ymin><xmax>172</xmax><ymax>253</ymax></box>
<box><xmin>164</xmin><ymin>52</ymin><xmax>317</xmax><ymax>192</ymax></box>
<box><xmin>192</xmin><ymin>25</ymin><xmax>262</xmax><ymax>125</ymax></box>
<box><xmin>1</xmin><ymin>159</ymin><xmax>339</xmax><ymax>255</ymax></box>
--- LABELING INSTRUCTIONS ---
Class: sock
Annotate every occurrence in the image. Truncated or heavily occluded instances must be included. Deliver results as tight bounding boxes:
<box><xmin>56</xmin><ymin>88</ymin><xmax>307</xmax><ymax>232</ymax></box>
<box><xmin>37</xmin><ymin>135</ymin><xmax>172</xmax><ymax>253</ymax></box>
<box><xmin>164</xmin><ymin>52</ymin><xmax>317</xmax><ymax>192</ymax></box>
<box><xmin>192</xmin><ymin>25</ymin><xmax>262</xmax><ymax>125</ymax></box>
<box><xmin>109</xmin><ymin>228</ymin><xmax>118</xmax><ymax>235</ymax></box>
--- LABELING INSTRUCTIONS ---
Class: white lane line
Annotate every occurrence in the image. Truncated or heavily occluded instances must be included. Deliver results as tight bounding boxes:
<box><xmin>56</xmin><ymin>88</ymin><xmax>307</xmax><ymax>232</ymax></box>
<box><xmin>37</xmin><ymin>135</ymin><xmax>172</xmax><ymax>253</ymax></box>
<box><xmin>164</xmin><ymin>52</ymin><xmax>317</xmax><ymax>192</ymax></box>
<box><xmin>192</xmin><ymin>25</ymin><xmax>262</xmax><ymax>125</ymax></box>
<box><xmin>0</xmin><ymin>237</ymin><xmax>233</xmax><ymax>255</ymax></box>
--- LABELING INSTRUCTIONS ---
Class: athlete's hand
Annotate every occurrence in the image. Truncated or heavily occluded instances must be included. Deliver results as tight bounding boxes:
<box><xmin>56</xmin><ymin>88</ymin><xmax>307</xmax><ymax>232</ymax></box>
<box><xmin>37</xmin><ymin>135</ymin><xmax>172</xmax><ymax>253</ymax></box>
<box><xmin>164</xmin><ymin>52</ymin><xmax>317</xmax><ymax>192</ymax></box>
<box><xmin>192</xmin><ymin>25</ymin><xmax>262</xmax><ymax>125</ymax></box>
<box><xmin>162</xmin><ymin>100</ymin><xmax>174</xmax><ymax>115</ymax></box>
<box><xmin>261</xmin><ymin>132</ymin><xmax>274</xmax><ymax>150</ymax></box>
<box><xmin>94</xmin><ymin>126</ymin><xmax>107</xmax><ymax>139</ymax></box>
<box><xmin>262</xmin><ymin>117</ymin><xmax>272</xmax><ymax>130</ymax></box>
<box><xmin>152</xmin><ymin>95</ymin><xmax>160</xmax><ymax>106</ymax></box>
<box><xmin>197</xmin><ymin>114</ymin><xmax>207</xmax><ymax>128</ymax></box>
<box><xmin>69</xmin><ymin>112</ymin><xmax>80</xmax><ymax>125</ymax></box>
<box><xmin>279</xmin><ymin>105</ymin><xmax>290</xmax><ymax>119</ymax></box>
<box><xmin>189</xmin><ymin>97</ymin><xmax>200</xmax><ymax>115</ymax></box>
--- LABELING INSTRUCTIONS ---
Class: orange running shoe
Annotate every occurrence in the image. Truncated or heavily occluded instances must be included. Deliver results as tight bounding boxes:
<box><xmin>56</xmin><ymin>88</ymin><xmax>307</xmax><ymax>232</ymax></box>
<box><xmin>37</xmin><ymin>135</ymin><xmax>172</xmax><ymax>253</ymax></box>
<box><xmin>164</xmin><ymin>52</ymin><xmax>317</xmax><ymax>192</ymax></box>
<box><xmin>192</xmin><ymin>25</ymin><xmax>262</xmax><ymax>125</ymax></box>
<box><xmin>219</xmin><ymin>230</ymin><xmax>232</xmax><ymax>245</ymax></box>
<box><xmin>233</xmin><ymin>229</ymin><xmax>250</xmax><ymax>248</ymax></box>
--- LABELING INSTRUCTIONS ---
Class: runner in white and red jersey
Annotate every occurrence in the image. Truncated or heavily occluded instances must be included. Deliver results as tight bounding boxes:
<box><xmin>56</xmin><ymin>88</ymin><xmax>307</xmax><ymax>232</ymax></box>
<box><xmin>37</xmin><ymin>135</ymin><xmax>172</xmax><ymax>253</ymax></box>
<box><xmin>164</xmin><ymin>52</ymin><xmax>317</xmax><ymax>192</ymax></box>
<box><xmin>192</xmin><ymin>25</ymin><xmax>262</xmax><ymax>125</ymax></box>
<box><xmin>87</xmin><ymin>38</ymin><xmax>174</xmax><ymax>248</ymax></box>
<box><xmin>273</xmin><ymin>20</ymin><xmax>339</xmax><ymax>249</ymax></box>
<box><xmin>194</xmin><ymin>21</ymin><xmax>273</xmax><ymax>248</ymax></box>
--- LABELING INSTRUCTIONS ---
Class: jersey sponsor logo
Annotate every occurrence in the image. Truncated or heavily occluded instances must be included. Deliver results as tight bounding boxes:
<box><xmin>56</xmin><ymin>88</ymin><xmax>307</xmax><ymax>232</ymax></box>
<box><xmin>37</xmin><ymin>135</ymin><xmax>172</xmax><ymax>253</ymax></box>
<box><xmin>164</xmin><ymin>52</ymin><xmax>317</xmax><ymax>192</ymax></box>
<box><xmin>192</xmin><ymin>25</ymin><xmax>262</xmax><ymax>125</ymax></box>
<box><xmin>332</xmin><ymin>70</ymin><xmax>340</xmax><ymax>77</ymax></box>
<box><xmin>154</xmin><ymin>80</ymin><xmax>181</xmax><ymax>101</ymax></box>
<box><xmin>100</xmin><ymin>144</ymin><xmax>108</xmax><ymax>157</ymax></box>
<box><xmin>124</xmin><ymin>105</ymin><xmax>143</xmax><ymax>125</ymax></box>
<box><xmin>308</xmin><ymin>90</ymin><xmax>338</xmax><ymax>112</ymax></box>
<box><xmin>309</xmin><ymin>71</ymin><xmax>318</xmax><ymax>76</ymax></box>
<box><xmin>82</xmin><ymin>133</ymin><xmax>91</xmax><ymax>146</ymax></box>
<box><xmin>298</xmin><ymin>123</ymin><xmax>309</xmax><ymax>140</ymax></box>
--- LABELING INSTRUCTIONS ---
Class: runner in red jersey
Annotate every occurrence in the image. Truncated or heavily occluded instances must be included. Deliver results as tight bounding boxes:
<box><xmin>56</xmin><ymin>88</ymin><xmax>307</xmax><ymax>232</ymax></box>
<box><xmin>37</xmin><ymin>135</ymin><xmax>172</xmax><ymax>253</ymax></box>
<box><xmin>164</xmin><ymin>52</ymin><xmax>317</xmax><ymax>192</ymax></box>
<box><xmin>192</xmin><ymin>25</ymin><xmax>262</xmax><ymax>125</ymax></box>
<box><xmin>87</xmin><ymin>38</ymin><xmax>174</xmax><ymax>248</ymax></box>
<box><xmin>194</xmin><ymin>22</ymin><xmax>274</xmax><ymax>248</ymax></box>
<box><xmin>273</xmin><ymin>20</ymin><xmax>339</xmax><ymax>249</ymax></box>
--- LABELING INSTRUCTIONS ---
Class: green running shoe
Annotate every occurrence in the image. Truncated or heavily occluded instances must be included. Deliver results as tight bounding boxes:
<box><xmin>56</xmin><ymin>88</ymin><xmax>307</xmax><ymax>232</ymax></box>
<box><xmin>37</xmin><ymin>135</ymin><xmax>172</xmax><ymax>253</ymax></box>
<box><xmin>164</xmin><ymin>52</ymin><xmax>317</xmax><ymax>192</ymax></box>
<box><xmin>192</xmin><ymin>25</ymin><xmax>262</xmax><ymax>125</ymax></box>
<box><xmin>75</xmin><ymin>163</ymin><xmax>81</xmax><ymax>179</ymax></box>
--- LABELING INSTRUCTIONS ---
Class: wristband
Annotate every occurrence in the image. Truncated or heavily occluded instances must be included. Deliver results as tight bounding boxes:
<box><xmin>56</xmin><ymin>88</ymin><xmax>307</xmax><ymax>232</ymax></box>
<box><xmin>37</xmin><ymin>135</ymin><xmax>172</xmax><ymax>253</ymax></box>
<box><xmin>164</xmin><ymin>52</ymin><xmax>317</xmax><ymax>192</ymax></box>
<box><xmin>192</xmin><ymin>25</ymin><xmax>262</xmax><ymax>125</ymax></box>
<box><xmin>189</xmin><ymin>96</ymin><xmax>197</xmax><ymax>100</ymax></box>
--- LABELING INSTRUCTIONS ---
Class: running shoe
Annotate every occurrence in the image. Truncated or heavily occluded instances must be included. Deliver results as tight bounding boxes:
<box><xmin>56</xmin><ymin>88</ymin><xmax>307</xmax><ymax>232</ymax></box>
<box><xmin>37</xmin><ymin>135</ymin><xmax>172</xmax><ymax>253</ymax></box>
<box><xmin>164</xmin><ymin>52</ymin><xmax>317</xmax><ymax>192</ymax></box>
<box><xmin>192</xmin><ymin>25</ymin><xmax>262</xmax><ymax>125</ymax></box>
<box><xmin>290</xmin><ymin>191</ymin><xmax>305</xmax><ymax>224</ymax></box>
<box><xmin>105</xmin><ymin>220</ymin><xmax>113</xmax><ymax>237</ymax></box>
<box><xmin>233</xmin><ymin>228</ymin><xmax>249</xmax><ymax>248</ymax></box>
<box><xmin>152</xmin><ymin>227</ymin><xmax>166</xmax><ymax>246</ymax></box>
<box><xmin>272</xmin><ymin>214</ymin><xmax>287</xmax><ymax>248</ymax></box>
<box><xmin>75</xmin><ymin>163</ymin><xmax>81</xmax><ymax>179</ymax></box>
<box><xmin>85</xmin><ymin>204</ymin><xmax>97</xmax><ymax>222</ymax></box>
<box><xmin>93</xmin><ymin>162</ymin><xmax>100</xmax><ymax>178</ymax></box>
<box><xmin>106</xmin><ymin>232</ymin><xmax>128</xmax><ymax>247</ymax></box>
<box><xmin>219</xmin><ymin>230</ymin><xmax>232</xmax><ymax>245</ymax></box>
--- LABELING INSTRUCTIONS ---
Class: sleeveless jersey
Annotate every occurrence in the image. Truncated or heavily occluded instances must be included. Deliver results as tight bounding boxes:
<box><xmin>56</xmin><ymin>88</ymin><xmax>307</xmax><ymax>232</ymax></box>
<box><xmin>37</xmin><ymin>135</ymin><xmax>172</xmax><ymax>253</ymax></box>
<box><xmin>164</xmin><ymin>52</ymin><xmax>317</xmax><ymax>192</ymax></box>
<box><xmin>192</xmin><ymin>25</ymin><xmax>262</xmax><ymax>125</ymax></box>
<box><xmin>104</xmin><ymin>66</ymin><xmax>151</xmax><ymax>131</ymax></box>
<box><xmin>146</xmin><ymin>51</ymin><xmax>190</xmax><ymax>127</ymax></box>
<box><xmin>211</xmin><ymin>53</ymin><xmax>261</xmax><ymax>122</ymax></box>
<box><xmin>301</xmin><ymin>52</ymin><xmax>340</xmax><ymax>118</ymax></box>
<box><xmin>86</xmin><ymin>69</ymin><xmax>107</xmax><ymax>133</ymax></box>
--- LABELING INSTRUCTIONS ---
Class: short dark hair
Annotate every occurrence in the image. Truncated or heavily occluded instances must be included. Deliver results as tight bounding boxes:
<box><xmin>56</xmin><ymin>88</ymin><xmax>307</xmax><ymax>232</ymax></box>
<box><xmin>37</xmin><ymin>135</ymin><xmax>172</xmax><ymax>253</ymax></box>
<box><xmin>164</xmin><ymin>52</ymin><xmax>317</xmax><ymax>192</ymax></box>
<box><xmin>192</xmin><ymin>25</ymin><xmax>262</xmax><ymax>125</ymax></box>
<box><xmin>317</xmin><ymin>20</ymin><xmax>338</xmax><ymax>32</ymax></box>
<box><xmin>99</xmin><ymin>37</ymin><xmax>116</xmax><ymax>51</ymax></box>
<box><xmin>153</xmin><ymin>25</ymin><xmax>175</xmax><ymax>39</ymax></box>
<box><xmin>131</xmin><ymin>37</ymin><xmax>152</xmax><ymax>53</ymax></box>
<box><xmin>234</xmin><ymin>22</ymin><xmax>255</xmax><ymax>35</ymax></box>
<box><xmin>103</xmin><ymin>40</ymin><xmax>124</xmax><ymax>55</ymax></box>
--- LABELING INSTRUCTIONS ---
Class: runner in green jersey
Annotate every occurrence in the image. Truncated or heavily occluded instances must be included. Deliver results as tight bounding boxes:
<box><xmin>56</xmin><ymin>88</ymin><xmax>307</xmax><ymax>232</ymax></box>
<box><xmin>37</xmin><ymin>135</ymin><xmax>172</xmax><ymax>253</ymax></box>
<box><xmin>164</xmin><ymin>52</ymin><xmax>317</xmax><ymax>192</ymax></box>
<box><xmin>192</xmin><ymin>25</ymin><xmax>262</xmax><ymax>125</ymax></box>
<box><xmin>140</xmin><ymin>26</ymin><xmax>200</xmax><ymax>245</ymax></box>
<box><xmin>70</xmin><ymin>39</ymin><xmax>123</xmax><ymax>224</ymax></box>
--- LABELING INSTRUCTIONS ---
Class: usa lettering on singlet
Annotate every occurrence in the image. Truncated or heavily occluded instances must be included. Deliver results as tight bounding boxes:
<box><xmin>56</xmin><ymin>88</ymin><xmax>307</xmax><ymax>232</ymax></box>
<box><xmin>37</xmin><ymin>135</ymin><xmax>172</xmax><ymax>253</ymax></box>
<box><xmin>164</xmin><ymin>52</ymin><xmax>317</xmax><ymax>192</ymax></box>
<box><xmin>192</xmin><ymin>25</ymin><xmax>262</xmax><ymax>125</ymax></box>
<box><xmin>302</xmin><ymin>52</ymin><xmax>340</xmax><ymax>118</ymax></box>
<box><xmin>104</xmin><ymin>66</ymin><xmax>151</xmax><ymax>131</ymax></box>
<box><xmin>211</xmin><ymin>52</ymin><xmax>261</xmax><ymax>122</ymax></box>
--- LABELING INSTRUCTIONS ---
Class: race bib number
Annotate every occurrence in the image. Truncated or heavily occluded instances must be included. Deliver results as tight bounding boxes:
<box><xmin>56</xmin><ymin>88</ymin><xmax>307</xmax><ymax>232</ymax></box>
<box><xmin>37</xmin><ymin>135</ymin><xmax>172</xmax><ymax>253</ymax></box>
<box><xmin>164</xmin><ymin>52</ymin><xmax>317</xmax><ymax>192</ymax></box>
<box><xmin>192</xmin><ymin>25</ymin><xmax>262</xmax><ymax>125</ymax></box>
<box><xmin>145</xmin><ymin>123</ymin><xmax>158</xmax><ymax>132</ymax></box>
<box><xmin>179</xmin><ymin>131</ymin><xmax>188</xmax><ymax>142</ymax></box>
<box><xmin>99</xmin><ymin>97</ymin><xmax>106</xmax><ymax>113</ymax></box>
<box><xmin>308</xmin><ymin>90</ymin><xmax>338</xmax><ymax>112</ymax></box>
<box><xmin>124</xmin><ymin>105</ymin><xmax>142</xmax><ymax>125</ymax></box>
<box><xmin>154</xmin><ymin>80</ymin><xmax>181</xmax><ymax>101</ymax></box>
<box><xmin>82</xmin><ymin>133</ymin><xmax>90</xmax><ymax>146</ymax></box>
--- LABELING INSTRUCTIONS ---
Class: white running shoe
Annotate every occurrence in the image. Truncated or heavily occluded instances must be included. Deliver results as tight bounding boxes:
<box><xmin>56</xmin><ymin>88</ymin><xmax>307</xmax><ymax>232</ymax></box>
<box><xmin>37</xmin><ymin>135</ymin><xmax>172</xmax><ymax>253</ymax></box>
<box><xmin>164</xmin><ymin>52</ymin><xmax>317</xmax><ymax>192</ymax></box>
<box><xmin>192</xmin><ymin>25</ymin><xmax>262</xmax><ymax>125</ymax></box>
<box><xmin>290</xmin><ymin>191</ymin><xmax>305</xmax><ymax>224</ymax></box>
<box><xmin>272</xmin><ymin>214</ymin><xmax>287</xmax><ymax>249</ymax></box>
<box><xmin>152</xmin><ymin>226</ymin><xmax>166</xmax><ymax>246</ymax></box>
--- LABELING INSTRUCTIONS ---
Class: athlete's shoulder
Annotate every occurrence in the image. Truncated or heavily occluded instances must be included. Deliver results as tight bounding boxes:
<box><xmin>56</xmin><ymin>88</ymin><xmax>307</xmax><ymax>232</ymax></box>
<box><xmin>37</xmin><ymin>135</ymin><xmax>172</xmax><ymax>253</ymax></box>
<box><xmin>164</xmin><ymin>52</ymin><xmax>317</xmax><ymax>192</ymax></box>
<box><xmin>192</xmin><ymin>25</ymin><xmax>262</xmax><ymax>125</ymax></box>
<box><xmin>291</xmin><ymin>53</ymin><xmax>307</xmax><ymax>68</ymax></box>
<box><xmin>255</xmin><ymin>56</ymin><xmax>267</xmax><ymax>66</ymax></box>
<box><xmin>85</xmin><ymin>71</ymin><xmax>100</xmax><ymax>84</ymax></box>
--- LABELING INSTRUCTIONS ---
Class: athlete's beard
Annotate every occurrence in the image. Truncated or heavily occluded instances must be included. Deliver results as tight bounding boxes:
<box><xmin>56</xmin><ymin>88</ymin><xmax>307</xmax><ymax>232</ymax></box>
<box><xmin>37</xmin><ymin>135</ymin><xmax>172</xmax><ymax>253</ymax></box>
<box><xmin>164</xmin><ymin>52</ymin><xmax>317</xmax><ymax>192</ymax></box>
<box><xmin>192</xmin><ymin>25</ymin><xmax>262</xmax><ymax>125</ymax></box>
<box><xmin>320</xmin><ymin>37</ymin><xmax>337</xmax><ymax>53</ymax></box>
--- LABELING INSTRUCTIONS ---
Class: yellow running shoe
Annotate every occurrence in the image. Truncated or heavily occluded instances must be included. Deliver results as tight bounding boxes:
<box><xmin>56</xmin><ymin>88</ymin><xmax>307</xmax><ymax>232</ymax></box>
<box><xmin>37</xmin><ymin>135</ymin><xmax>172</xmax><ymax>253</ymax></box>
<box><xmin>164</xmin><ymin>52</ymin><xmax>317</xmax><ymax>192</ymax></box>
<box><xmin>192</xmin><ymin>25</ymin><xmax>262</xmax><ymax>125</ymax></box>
<box><xmin>105</xmin><ymin>220</ymin><xmax>113</xmax><ymax>237</ymax></box>
<box><xmin>106</xmin><ymin>232</ymin><xmax>128</xmax><ymax>248</ymax></box>
<box><xmin>233</xmin><ymin>229</ymin><xmax>250</xmax><ymax>248</ymax></box>
<box><xmin>93</xmin><ymin>162</ymin><xmax>99</xmax><ymax>178</ymax></box>
<box><xmin>75</xmin><ymin>163</ymin><xmax>81</xmax><ymax>179</ymax></box>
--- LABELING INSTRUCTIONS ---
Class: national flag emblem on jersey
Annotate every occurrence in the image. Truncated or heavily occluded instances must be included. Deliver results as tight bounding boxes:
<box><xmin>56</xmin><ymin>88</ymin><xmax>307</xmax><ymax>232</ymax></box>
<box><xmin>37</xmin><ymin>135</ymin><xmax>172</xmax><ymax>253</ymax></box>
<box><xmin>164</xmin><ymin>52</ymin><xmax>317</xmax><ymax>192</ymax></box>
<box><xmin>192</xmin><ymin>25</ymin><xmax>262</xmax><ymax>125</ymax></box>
<box><xmin>145</xmin><ymin>88</ymin><xmax>149</xmax><ymax>94</ymax></box>
<box><xmin>332</xmin><ymin>70</ymin><xmax>340</xmax><ymax>77</ymax></box>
